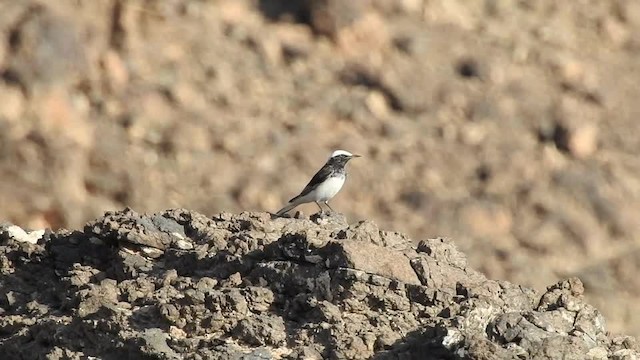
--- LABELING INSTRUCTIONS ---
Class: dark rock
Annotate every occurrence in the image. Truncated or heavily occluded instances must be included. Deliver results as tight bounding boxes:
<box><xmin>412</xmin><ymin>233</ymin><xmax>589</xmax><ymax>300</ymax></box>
<box><xmin>233</xmin><ymin>315</ymin><xmax>287</xmax><ymax>346</ymax></box>
<box><xmin>0</xmin><ymin>210</ymin><xmax>636</xmax><ymax>359</ymax></box>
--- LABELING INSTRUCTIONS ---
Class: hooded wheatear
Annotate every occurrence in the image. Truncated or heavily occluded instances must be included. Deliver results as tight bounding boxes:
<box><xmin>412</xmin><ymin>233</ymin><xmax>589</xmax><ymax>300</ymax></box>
<box><xmin>276</xmin><ymin>150</ymin><xmax>361</xmax><ymax>216</ymax></box>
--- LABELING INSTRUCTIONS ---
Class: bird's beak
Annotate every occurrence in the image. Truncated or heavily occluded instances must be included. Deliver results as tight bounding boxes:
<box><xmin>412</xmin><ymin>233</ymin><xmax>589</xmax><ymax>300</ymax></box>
<box><xmin>351</xmin><ymin>154</ymin><xmax>362</xmax><ymax>158</ymax></box>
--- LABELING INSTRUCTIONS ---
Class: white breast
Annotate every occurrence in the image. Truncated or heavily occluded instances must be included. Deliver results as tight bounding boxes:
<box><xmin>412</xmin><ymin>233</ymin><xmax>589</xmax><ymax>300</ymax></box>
<box><xmin>313</xmin><ymin>176</ymin><xmax>346</xmax><ymax>201</ymax></box>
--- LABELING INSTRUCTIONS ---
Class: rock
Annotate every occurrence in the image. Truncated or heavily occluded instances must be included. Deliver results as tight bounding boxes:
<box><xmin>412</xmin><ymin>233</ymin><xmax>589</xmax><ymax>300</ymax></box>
<box><xmin>308</xmin><ymin>0</ymin><xmax>369</xmax><ymax>38</ymax></box>
<box><xmin>139</xmin><ymin>328</ymin><xmax>181</xmax><ymax>359</ymax></box>
<box><xmin>3</xmin><ymin>4</ymin><xmax>87</xmax><ymax>89</ymax></box>
<box><xmin>84</xmin><ymin>208</ymin><xmax>187</xmax><ymax>251</ymax></box>
<box><xmin>567</xmin><ymin>122</ymin><xmax>599</xmax><ymax>159</ymax></box>
<box><xmin>101</xmin><ymin>50</ymin><xmax>129</xmax><ymax>93</ymax></box>
<box><xmin>601</xmin><ymin>17</ymin><xmax>630</xmax><ymax>47</ymax></box>
<box><xmin>1</xmin><ymin>0</ymin><xmax>640</xmax><ymax>345</ymax></box>
<box><xmin>325</xmin><ymin>239</ymin><xmax>421</xmax><ymax>285</ymax></box>
<box><xmin>366</xmin><ymin>90</ymin><xmax>390</xmax><ymax>118</ymax></box>
<box><xmin>0</xmin><ymin>210</ymin><xmax>637</xmax><ymax>359</ymax></box>
<box><xmin>233</xmin><ymin>315</ymin><xmax>287</xmax><ymax>346</ymax></box>
<box><xmin>1</xmin><ymin>224</ymin><xmax>45</xmax><ymax>244</ymax></box>
<box><xmin>0</xmin><ymin>84</ymin><xmax>25</xmax><ymax>123</ymax></box>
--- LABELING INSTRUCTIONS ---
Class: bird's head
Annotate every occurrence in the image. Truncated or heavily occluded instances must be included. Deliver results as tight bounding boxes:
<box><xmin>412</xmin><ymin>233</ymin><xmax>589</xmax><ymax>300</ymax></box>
<box><xmin>328</xmin><ymin>150</ymin><xmax>361</xmax><ymax>165</ymax></box>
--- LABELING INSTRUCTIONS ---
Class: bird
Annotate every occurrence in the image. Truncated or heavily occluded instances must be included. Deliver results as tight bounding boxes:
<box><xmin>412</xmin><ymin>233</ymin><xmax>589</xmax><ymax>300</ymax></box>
<box><xmin>275</xmin><ymin>150</ymin><xmax>361</xmax><ymax>216</ymax></box>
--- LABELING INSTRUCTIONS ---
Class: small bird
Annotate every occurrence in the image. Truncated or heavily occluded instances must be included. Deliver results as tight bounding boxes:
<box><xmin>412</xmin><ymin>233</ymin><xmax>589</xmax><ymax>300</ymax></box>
<box><xmin>276</xmin><ymin>150</ymin><xmax>361</xmax><ymax>216</ymax></box>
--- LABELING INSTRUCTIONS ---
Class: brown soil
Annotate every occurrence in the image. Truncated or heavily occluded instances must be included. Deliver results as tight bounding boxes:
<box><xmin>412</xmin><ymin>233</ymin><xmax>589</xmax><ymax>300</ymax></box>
<box><xmin>1</xmin><ymin>0</ymin><xmax>640</xmax><ymax>338</ymax></box>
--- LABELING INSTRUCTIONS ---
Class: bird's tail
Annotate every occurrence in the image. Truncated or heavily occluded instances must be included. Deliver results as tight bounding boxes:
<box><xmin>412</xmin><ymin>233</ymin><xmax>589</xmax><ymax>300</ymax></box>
<box><xmin>275</xmin><ymin>201</ymin><xmax>297</xmax><ymax>216</ymax></box>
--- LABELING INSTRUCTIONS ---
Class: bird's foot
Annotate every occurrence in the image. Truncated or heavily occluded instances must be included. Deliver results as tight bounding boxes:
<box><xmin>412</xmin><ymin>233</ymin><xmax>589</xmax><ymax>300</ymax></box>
<box><xmin>310</xmin><ymin>210</ymin><xmax>327</xmax><ymax>222</ymax></box>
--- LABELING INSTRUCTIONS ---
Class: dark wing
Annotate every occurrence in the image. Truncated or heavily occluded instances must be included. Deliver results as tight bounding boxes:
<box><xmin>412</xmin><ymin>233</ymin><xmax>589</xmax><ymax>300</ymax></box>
<box><xmin>289</xmin><ymin>163</ymin><xmax>334</xmax><ymax>202</ymax></box>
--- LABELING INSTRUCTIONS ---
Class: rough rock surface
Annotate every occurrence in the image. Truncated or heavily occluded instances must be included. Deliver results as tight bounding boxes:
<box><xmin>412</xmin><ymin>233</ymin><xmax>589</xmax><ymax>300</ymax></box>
<box><xmin>1</xmin><ymin>209</ymin><xmax>637</xmax><ymax>359</ymax></box>
<box><xmin>1</xmin><ymin>0</ymin><xmax>640</xmax><ymax>338</ymax></box>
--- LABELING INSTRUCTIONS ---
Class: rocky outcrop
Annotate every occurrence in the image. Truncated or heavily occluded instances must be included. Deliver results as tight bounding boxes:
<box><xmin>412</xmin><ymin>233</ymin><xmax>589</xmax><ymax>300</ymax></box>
<box><xmin>0</xmin><ymin>209</ymin><xmax>637</xmax><ymax>359</ymax></box>
<box><xmin>2</xmin><ymin>0</ymin><xmax>640</xmax><ymax>338</ymax></box>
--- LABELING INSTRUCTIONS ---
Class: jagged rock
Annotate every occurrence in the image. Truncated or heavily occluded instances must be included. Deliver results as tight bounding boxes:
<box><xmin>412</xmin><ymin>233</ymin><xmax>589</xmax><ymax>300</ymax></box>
<box><xmin>0</xmin><ymin>209</ymin><xmax>637</xmax><ymax>359</ymax></box>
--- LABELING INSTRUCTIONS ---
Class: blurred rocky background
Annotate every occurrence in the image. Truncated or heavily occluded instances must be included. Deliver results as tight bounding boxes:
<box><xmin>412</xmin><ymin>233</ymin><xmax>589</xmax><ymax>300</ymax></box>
<box><xmin>0</xmin><ymin>0</ymin><xmax>639</xmax><ymax>338</ymax></box>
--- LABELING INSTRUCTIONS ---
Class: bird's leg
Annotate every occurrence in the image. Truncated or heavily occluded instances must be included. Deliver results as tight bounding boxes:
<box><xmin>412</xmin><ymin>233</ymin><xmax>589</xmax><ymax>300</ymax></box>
<box><xmin>315</xmin><ymin>201</ymin><xmax>325</xmax><ymax>215</ymax></box>
<box><xmin>324</xmin><ymin>201</ymin><xmax>335</xmax><ymax>213</ymax></box>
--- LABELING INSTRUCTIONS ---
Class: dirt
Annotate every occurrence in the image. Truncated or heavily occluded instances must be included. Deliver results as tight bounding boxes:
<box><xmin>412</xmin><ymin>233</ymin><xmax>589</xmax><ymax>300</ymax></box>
<box><xmin>1</xmin><ymin>209</ymin><xmax>638</xmax><ymax>359</ymax></box>
<box><xmin>1</xmin><ymin>0</ymin><xmax>640</xmax><ymax>340</ymax></box>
